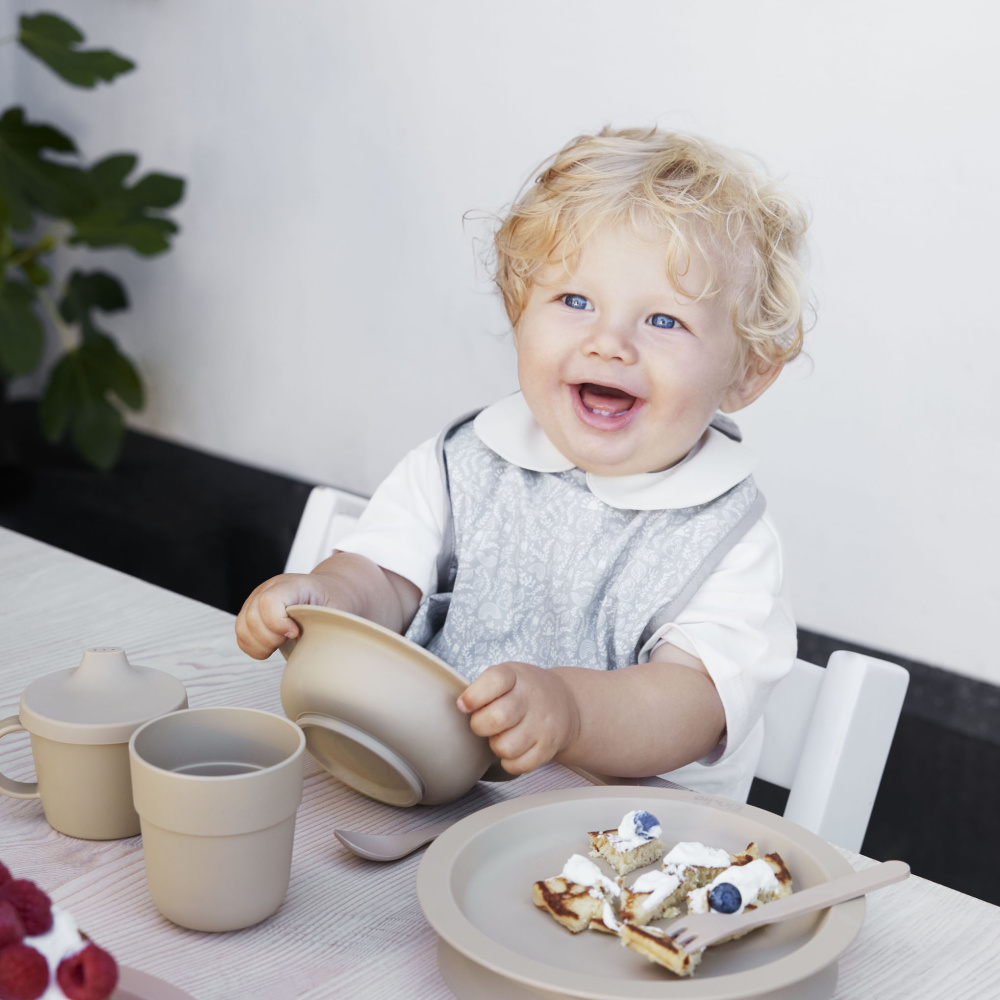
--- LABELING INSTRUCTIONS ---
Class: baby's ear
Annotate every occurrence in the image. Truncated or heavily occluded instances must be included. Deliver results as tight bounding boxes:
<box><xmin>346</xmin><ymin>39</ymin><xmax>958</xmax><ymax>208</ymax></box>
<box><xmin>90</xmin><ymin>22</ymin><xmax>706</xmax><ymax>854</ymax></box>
<box><xmin>719</xmin><ymin>360</ymin><xmax>783</xmax><ymax>413</ymax></box>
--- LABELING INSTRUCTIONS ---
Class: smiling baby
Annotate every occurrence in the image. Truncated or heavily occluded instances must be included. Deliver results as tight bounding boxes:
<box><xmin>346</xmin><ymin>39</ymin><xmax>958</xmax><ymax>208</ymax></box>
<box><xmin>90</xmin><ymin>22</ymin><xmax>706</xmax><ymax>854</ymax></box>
<box><xmin>236</xmin><ymin>126</ymin><xmax>809</xmax><ymax>801</ymax></box>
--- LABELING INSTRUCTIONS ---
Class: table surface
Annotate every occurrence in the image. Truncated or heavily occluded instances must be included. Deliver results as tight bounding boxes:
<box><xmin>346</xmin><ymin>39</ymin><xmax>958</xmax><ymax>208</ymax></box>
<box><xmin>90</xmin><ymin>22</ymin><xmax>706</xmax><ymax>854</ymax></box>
<box><xmin>1</xmin><ymin>525</ymin><xmax>998</xmax><ymax>1000</ymax></box>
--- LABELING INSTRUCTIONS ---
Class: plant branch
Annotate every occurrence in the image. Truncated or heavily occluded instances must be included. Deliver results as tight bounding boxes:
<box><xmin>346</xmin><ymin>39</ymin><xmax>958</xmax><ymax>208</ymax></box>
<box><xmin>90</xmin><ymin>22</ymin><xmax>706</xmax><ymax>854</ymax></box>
<box><xmin>35</xmin><ymin>285</ymin><xmax>77</xmax><ymax>353</ymax></box>
<box><xmin>6</xmin><ymin>226</ymin><xmax>61</xmax><ymax>271</ymax></box>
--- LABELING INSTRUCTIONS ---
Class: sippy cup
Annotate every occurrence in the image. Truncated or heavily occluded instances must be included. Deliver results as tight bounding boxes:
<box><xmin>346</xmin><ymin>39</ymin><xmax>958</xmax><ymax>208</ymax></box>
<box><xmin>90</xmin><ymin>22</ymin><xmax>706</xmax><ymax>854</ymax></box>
<box><xmin>0</xmin><ymin>646</ymin><xmax>187</xmax><ymax>839</ymax></box>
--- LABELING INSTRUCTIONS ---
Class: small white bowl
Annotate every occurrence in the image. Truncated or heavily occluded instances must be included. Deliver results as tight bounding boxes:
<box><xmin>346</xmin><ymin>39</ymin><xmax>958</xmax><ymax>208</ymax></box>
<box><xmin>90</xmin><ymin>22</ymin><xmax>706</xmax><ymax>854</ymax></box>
<box><xmin>279</xmin><ymin>605</ymin><xmax>496</xmax><ymax>806</ymax></box>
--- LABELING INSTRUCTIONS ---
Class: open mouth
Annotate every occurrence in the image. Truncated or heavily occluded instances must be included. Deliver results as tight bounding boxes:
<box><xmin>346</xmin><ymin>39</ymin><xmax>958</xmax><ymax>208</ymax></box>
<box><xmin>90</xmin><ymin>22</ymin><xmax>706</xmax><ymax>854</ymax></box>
<box><xmin>576</xmin><ymin>383</ymin><xmax>640</xmax><ymax>418</ymax></box>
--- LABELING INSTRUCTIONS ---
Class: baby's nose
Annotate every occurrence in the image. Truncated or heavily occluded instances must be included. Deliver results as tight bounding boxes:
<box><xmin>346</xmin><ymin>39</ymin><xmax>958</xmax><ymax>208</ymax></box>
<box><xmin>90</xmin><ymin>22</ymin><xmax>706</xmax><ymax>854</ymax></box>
<box><xmin>582</xmin><ymin>321</ymin><xmax>638</xmax><ymax>363</ymax></box>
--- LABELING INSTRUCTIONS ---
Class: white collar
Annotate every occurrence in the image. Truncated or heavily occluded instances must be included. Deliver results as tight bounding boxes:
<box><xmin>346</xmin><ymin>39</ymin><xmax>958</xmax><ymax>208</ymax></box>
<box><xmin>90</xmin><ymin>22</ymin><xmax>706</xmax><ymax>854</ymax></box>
<box><xmin>472</xmin><ymin>392</ymin><xmax>756</xmax><ymax>511</ymax></box>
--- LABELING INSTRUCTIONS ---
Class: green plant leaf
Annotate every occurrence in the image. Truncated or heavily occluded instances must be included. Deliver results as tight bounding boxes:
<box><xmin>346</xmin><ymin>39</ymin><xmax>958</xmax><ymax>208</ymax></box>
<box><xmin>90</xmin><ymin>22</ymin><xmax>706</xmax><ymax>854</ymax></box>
<box><xmin>18</xmin><ymin>13</ymin><xmax>135</xmax><ymax>89</ymax></box>
<box><xmin>0</xmin><ymin>279</ymin><xmax>45</xmax><ymax>375</ymax></box>
<box><xmin>130</xmin><ymin>173</ymin><xmax>185</xmax><ymax>209</ymax></box>
<box><xmin>72</xmin><ymin>396</ymin><xmax>124</xmax><ymax>470</ymax></box>
<box><xmin>79</xmin><ymin>331</ymin><xmax>144</xmax><ymax>410</ymax></box>
<box><xmin>21</xmin><ymin>258</ymin><xmax>52</xmax><ymax>287</ymax></box>
<box><xmin>0</xmin><ymin>107</ymin><xmax>94</xmax><ymax>229</ymax></box>
<box><xmin>38</xmin><ymin>334</ymin><xmax>141</xmax><ymax>469</ymax></box>
<box><xmin>38</xmin><ymin>351</ymin><xmax>77</xmax><ymax>441</ymax></box>
<box><xmin>89</xmin><ymin>153</ymin><xmax>136</xmax><ymax>192</ymax></box>
<box><xmin>59</xmin><ymin>269</ymin><xmax>129</xmax><ymax>339</ymax></box>
<box><xmin>69</xmin><ymin>155</ymin><xmax>184</xmax><ymax>255</ymax></box>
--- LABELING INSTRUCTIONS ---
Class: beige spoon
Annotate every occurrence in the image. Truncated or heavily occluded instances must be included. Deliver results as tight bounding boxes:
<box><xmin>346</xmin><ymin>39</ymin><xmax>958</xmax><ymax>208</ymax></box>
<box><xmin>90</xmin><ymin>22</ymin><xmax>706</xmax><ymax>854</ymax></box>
<box><xmin>333</xmin><ymin>768</ymin><xmax>682</xmax><ymax>861</ymax></box>
<box><xmin>334</xmin><ymin>819</ymin><xmax>456</xmax><ymax>861</ymax></box>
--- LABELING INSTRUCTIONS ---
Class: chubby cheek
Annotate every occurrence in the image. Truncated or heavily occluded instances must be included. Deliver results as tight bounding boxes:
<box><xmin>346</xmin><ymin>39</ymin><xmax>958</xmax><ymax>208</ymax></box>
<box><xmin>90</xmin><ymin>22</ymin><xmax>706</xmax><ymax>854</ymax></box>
<box><xmin>661</xmin><ymin>347</ymin><xmax>739</xmax><ymax>413</ymax></box>
<box><xmin>515</xmin><ymin>339</ymin><xmax>559</xmax><ymax>400</ymax></box>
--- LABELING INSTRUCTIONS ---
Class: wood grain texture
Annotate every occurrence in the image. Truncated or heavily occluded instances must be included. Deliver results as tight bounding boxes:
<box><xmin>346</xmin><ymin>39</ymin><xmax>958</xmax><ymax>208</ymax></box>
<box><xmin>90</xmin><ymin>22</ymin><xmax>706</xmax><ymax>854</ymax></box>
<box><xmin>1</xmin><ymin>527</ymin><xmax>998</xmax><ymax>999</ymax></box>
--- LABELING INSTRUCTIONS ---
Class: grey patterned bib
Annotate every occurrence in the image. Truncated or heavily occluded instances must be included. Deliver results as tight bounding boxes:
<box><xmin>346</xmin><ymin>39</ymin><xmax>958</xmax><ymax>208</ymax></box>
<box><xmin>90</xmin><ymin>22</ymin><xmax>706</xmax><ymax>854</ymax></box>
<box><xmin>405</xmin><ymin>416</ymin><xmax>764</xmax><ymax>681</ymax></box>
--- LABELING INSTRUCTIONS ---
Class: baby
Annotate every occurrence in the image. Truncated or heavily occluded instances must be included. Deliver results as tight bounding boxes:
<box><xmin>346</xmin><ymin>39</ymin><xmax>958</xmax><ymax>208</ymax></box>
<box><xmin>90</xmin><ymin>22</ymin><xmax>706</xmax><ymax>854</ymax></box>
<box><xmin>237</xmin><ymin>127</ymin><xmax>807</xmax><ymax>800</ymax></box>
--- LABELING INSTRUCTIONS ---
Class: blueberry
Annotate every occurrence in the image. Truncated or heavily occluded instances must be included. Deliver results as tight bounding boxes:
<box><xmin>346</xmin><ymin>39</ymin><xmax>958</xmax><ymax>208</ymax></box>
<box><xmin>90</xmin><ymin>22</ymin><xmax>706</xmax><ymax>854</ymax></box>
<box><xmin>708</xmin><ymin>882</ymin><xmax>742</xmax><ymax>914</ymax></box>
<box><xmin>632</xmin><ymin>810</ymin><xmax>660</xmax><ymax>836</ymax></box>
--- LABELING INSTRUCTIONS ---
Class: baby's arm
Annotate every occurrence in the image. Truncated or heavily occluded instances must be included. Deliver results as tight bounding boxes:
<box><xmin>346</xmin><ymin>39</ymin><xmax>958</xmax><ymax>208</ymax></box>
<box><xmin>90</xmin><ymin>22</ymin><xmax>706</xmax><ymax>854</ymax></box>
<box><xmin>457</xmin><ymin>644</ymin><xmax>725</xmax><ymax>777</ymax></box>
<box><xmin>237</xmin><ymin>437</ymin><xmax>442</xmax><ymax>660</ymax></box>
<box><xmin>458</xmin><ymin>514</ymin><xmax>793</xmax><ymax>778</ymax></box>
<box><xmin>235</xmin><ymin>553</ymin><xmax>421</xmax><ymax>659</ymax></box>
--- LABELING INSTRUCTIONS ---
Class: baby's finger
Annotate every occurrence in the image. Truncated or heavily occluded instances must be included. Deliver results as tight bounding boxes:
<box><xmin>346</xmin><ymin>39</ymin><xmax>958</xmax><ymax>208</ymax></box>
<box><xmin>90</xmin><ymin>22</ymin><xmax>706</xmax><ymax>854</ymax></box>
<box><xmin>494</xmin><ymin>737</ymin><xmax>545</xmax><ymax>776</ymax></box>
<box><xmin>487</xmin><ymin>723</ymin><xmax>536</xmax><ymax>765</ymax></box>
<box><xmin>235</xmin><ymin>626</ymin><xmax>274</xmax><ymax>660</ymax></box>
<box><xmin>456</xmin><ymin>662</ymin><xmax>517</xmax><ymax>714</ymax></box>
<box><xmin>257</xmin><ymin>588</ymin><xmax>301</xmax><ymax>640</ymax></box>
<box><xmin>238</xmin><ymin>596</ymin><xmax>296</xmax><ymax>659</ymax></box>
<box><xmin>236</xmin><ymin>607</ymin><xmax>280</xmax><ymax>659</ymax></box>
<box><xmin>468</xmin><ymin>694</ymin><xmax>524</xmax><ymax>739</ymax></box>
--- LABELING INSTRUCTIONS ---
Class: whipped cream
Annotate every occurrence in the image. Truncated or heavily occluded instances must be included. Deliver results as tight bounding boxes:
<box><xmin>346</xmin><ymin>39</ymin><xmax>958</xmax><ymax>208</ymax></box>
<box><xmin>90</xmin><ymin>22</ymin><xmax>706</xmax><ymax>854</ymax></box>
<box><xmin>609</xmin><ymin>810</ymin><xmax>662</xmax><ymax>851</ymax></box>
<box><xmin>23</xmin><ymin>905</ymin><xmax>87</xmax><ymax>1000</ymax></box>
<box><xmin>662</xmin><ymin>841</ymin><xmax>732</xmax><ymax>869</ymax></box>
<box><xmin>629</xmin><ymin>868</ymin><xmax>681</xmax><ymax>915</ymax></box>
<box><xmin>560</xmin><ymin>854</ymin><xmax>621</xmax><ymax>899</ymax></box>
<box><xmin>687</xmin><ymin>858</ymin><xmax>779</xmax><ymax>915</ymax></box>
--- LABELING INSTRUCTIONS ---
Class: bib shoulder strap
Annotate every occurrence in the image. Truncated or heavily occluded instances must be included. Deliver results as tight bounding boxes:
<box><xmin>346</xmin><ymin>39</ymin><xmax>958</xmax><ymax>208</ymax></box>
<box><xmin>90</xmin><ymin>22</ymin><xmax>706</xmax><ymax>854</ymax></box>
<box><xmin>434</xmin><ymin>408</ymin><xmax>482</xmax><ymax>594</ymax></box>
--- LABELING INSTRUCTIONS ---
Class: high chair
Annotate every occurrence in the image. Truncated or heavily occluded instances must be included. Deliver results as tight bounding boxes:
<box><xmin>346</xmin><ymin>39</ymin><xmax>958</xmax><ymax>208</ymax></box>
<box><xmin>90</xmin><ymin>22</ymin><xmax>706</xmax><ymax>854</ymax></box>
<box><xmin>284</xmin><ymin>485</ymin><xmax>369</xmax><ymax>574</ymax></box>
<box><xmin>286</xmin><ymin>485</ymin><xmax>910</xmax><ymax>852</ymax></box>
<box><xmin>756</xmin><ymin>649</ymin><xmax>908</xmax><ymax>852</ymax></box>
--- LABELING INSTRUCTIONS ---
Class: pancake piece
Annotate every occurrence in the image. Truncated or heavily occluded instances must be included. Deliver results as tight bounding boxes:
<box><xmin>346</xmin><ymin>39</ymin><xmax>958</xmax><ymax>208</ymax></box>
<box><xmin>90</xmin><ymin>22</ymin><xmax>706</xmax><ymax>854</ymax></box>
<box><xmin>587</xmin><ymin>899</ymin><xmax>622</xmax><ymax>936</ymax></box>
<box><xmin>618</xmin><ymin>922</ymin><xmax>702</xmax><ymax>977</ymax></box>
<box><xmin>532</xmin><ymin>853</ymin><xmax>621</xmax><ymax>934</ymax></box>
<box><xmin>532</xmin><ymin>877</ymin><xmax>606</xmax><ymax>934</ymax></box>
<box><xmin>588</xmin><ymin>809</ymin><xmax>665</xmax><ymax>876</ymax></box>
<box><xmin>686</xmin><ymin>852</ymin><xmax>792</xmax><ymax>916</ymax></box>
<box><xmin>618</xmin><ymin>868</ymin><xmax>683</xmax><ymax>925</ymax></box>
<box><xmin>619</xmin><ymin>841</ymin><xmax>758</xmax><ymax>925</ymax></box>
<box><xmin>621</xmin><ymin>852</ymin><xmax>793</xmax><ymax>973</ymax></box>
<box><xmin>683</xmin><ymin>853</ymin><xmax>793</xmax><ymax>946</ymax></box>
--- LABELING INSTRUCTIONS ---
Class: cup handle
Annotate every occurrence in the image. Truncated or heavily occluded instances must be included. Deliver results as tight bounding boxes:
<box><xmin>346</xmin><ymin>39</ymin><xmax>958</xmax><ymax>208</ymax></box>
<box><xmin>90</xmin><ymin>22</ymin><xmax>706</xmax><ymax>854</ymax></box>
<box><xmin>0</xmin><ymin>716</ymin><xmax>40</xmax><ymax>799</ymax></box>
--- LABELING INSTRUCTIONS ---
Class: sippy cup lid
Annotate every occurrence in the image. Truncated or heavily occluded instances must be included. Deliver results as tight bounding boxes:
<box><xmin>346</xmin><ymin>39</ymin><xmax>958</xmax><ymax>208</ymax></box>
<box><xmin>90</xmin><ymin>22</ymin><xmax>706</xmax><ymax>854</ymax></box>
<box><xmin>18</xmin><ymin>647</ymin><xmax>188</xmax><ymax>745</ymax></box>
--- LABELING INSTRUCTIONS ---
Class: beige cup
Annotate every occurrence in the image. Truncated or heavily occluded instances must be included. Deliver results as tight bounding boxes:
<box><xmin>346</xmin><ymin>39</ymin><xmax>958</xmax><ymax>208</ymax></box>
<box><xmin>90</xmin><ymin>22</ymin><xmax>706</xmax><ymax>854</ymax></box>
<box><xmin>129</xmin><ymin>706</ymin><xmax>306</xmax><ymax>932</ymax></box>
<box><xmin>0</xmin><ymin>647</ymin><xmax>188</xmax><ymax>839</ymax></box>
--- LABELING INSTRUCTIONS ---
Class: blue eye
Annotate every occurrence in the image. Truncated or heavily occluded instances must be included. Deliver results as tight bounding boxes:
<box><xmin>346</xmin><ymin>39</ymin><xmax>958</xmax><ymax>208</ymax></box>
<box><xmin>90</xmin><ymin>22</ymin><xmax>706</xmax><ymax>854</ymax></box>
<box><xmin>562</xmin><ymin>294</ymin><xmax>591</xmax><ymax>310</ymax></box>
<box><xmin>648</xmin><ymin>313</ymin><xmax>681</xmax><ymax>329</ymax></box>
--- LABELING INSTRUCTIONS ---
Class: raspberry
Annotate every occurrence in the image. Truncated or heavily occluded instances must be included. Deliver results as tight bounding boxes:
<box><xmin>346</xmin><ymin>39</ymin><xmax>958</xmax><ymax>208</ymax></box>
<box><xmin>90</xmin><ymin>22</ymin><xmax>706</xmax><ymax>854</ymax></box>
<box><xmin>0</xmin><ymin>884</ymin><xmax>51</xmax><ymax>939</ymax></box>
<box><xmin>0</xmin><ymin>942</ymin><xmax>49</xmax><ymax>1000</ymax></box>
<box><xmin>57</xmin><ymin>944</ymin><xmax>118</xmax><ymax>1000</ymax></box>
<box><xmin>0</xmin><ymin>865</ymin><xmax>10</xmax><ymax>890</ymax></box>
<box><xmin>0</xmin><ymin>904</ymin><xmax>24</xmax><ymax>950</ymax></box>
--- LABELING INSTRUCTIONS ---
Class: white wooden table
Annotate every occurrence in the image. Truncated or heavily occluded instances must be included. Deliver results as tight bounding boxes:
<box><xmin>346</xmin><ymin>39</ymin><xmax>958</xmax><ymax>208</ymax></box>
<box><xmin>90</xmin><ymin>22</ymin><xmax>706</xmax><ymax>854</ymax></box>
<box><xmin>1</xmin><ymin>526</ymin><xmax>997</xmax><ymax>1000</ymax></box>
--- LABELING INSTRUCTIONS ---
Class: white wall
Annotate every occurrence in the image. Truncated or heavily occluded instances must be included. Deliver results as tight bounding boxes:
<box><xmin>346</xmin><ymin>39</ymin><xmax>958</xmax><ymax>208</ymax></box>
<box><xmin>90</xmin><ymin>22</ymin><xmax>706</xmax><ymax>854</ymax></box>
<box><xmin>6</xmin><ymin>1</ymin><xmax>999</xmax><ymax>684</ymax></box>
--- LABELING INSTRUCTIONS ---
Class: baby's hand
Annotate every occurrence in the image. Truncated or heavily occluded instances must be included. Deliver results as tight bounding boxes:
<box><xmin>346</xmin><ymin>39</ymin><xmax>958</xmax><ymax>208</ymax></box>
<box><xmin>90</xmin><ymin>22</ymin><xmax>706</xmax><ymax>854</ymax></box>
<box><xmin>235</xmin><ymin>573</ymin><xmax>339</xmax><ymax>659</ymax></box>
<box><xmin>457</xmin><ymin>662</ymin><xmax>580</xmax><ymax>775</ymax></box>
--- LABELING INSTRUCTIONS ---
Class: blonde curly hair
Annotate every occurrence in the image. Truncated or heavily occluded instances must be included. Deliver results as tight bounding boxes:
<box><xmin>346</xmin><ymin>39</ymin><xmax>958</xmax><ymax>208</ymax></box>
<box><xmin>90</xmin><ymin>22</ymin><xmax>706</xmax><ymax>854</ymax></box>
<box><xmin>493</xmin><ymin>126</ymin><xmax>809</xmax><ymax>369</ymax></box>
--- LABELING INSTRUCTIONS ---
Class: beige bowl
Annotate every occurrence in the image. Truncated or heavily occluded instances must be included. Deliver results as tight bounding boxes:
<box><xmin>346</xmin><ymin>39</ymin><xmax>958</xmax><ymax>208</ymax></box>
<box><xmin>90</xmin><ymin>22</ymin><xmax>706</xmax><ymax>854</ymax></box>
<box><xmin>279</xmin><ymin>605</ymin><xmax>496</xmax><ymax>806</ymax></box>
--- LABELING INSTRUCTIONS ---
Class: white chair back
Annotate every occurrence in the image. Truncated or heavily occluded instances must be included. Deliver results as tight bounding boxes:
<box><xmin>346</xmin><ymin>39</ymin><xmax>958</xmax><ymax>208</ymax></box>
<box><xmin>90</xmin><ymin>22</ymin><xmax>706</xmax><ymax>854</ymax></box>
<box><xmin>286</xmin><ymin>486</ymin><xmax>910</xmax><ymax>851</ymax></box>
<box><xmin>284</xmin><ymin>486</ymin><xmax>368</xmax><ymax>574</ymax></box>
<box><xmin>758</xmin><ymin>650</ymin><xmax>909</xmax><ymax>851</ymax></box>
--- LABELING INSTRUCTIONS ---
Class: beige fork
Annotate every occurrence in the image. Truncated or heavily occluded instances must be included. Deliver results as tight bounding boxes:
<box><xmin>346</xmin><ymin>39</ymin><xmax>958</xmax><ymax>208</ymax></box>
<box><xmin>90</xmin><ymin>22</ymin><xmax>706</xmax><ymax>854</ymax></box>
<box><xmin>661</xmin><ymin>859</ymin><xmax>910</xmax><ymax>953</ymax></box>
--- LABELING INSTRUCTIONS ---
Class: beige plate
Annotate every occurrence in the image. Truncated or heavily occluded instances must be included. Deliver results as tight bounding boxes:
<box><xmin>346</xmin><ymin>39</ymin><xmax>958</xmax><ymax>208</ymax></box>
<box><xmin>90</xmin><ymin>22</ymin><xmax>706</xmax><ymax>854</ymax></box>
<box><xmin>113</xmin><ymin>966</ymin><xmax>197</xmax><ymax>1000</ymax></box>
<box><xmin>416</xmin><ymin>787</ymin><xmax>864</xmax><ymax>1000</ymax></box>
